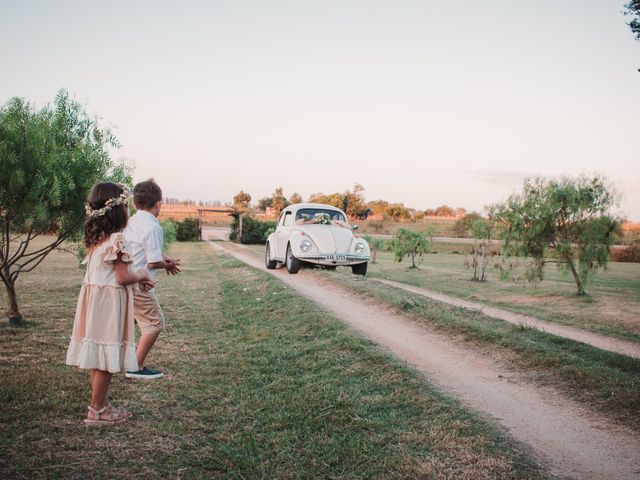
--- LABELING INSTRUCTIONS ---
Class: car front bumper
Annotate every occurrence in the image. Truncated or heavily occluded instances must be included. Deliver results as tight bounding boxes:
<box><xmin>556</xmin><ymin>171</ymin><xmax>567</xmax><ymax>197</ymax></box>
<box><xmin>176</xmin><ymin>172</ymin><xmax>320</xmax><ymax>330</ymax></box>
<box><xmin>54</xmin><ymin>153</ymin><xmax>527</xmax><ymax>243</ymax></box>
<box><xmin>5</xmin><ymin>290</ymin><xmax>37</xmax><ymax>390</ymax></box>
<box><xmin>296</xmin><ymin>253</ymin><xmax>369</xmax><ymax>266</ymax></box>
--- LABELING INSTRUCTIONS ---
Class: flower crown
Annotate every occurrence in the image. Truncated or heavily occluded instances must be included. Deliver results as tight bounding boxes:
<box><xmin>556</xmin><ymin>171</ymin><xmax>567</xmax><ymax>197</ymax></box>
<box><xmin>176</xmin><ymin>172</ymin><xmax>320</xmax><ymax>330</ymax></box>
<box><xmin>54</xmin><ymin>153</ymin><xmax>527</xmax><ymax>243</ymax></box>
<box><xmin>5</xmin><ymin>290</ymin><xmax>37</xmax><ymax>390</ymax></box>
<box><xmin>85</xmin><ymin>186</ymin><xmax>130</xmax><ymax>218</ymax></box>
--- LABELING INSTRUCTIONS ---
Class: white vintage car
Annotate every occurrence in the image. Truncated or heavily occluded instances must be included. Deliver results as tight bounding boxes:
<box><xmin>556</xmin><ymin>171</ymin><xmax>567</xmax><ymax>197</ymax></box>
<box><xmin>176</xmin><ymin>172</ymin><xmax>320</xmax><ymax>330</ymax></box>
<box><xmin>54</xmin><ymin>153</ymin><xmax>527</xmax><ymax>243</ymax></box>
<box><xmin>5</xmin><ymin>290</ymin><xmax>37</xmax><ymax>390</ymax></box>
<box><xmin>265</xmin><ymin>203</ymin><xmax>370</xmax><ymax>275</ymax></box>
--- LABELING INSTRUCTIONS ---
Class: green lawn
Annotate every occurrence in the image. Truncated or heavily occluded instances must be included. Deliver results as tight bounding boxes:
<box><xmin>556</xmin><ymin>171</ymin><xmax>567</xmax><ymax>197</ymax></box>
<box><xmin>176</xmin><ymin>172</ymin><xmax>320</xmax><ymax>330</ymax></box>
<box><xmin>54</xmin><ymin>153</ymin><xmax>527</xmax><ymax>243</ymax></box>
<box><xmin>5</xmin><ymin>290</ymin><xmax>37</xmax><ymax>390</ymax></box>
<box><xmin>365</xmin><ymin>249</ymin><xmax>640</xmax><ymax>341</ymax></box>
<box><xmin>0</xmin><ymin>241</ymin><xmax>546</xmax><ymax>479</ymax></box>
<box><xmin>242</xmin><ymin>243</ymin><xmax>640</xmax><ymax>431</ymax></box>
<box><xmin>244</xmin><ymin>243</ymin><xmax>640</xmax><ymax>340</ymax></box>
<box><xmin>358</xmin><ymin>218</ymin><xmax>458</xmax><ymax>237</ymax></box>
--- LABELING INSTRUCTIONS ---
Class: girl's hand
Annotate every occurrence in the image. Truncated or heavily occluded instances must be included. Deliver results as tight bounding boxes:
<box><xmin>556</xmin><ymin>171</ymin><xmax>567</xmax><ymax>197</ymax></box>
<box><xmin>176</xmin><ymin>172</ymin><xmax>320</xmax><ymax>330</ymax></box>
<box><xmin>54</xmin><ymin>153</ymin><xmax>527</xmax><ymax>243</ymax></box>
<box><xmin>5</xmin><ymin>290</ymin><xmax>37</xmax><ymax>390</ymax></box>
<box><xmin>139</xmin><ymin>279</ymin><xmax>155</xmax><ymax>292</ymax></box>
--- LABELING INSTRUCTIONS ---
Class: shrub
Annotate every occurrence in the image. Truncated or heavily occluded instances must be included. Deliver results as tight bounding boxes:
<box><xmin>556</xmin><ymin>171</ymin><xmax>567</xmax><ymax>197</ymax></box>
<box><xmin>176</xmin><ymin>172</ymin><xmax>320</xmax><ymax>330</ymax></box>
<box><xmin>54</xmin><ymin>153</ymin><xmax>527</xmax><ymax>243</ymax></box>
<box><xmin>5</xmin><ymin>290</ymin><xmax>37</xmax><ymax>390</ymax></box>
<box><xmin>176</xmin><ymin>217</ymin><xmax>200</xmax><ymax>241</ymax></box>
<box><xmin>160</xmin><ymin>220</ymin><xmax>177</xmax><ymax>250</ymax></box>
<box><xmin>453</xmin><ymin>212</ymin><xmax>483</xmax><ymax>237</ymax></box>
<box><xmin>229</xmin><ymin>215</ymin><xmax>277</xmax><ymax>244</ymax></box>
<box><xmin>610</xmin><ymin>243</ymin><xmax>640</xmax><ymax>263</ymax></box>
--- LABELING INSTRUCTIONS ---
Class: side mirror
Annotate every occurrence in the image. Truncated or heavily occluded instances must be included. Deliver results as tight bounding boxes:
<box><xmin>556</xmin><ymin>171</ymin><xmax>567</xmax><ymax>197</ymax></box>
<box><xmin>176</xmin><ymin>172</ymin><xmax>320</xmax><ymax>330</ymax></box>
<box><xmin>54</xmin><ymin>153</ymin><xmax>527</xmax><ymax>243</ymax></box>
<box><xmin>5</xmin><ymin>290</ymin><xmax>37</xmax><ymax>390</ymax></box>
<box><xmin>352</xmin><ymin>225</ymin><xmax>359</xmax><ymax>230</ymax></box>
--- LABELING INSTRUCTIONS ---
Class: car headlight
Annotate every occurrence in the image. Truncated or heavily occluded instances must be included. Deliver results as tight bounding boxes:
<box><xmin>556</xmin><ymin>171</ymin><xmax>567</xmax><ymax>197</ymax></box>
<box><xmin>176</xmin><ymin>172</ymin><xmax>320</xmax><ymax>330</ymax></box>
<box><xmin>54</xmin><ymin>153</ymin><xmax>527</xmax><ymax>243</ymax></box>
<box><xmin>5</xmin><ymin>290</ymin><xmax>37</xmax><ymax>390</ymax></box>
<box><xmin>355</xmin><ymin>242</ymin><xmax>366</xmax><ymax>254</ymax></box>
<box><xmin>300</xmin><ymin>239</ymin><xmax>313</xmax><ymax>252</ymax></box>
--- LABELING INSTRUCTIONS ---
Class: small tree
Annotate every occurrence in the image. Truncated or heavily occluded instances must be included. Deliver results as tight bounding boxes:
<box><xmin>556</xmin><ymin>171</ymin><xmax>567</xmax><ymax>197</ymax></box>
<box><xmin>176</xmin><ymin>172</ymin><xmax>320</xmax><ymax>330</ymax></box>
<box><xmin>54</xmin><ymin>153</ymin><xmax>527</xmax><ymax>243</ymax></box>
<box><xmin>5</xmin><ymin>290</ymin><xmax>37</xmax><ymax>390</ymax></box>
<box><xmin>233</xmin><ymin>191</ymin><xmax>251</xmax><ymax>212</ymax></box>
<box><xmin>271</xmin><ymin>187</ymin><xmax>287</xmax><ymax>216</ymax></box>
<box><xmin>468</xmin><ymin>214</ymin><xmax>497</xmax><ymax>282</ymax></box>
<box><xmin>0</xmin><ymin>91</ymin><xmax>129</xmax><ymax>325</ymax></box>
<box><xmin>232</xmin><ymin>190</ymin><xmax>251</xmax><ymax>243</ymax></box>
<box><xmin>494</xmin><ymin>176</ymin><xmax>621</xmax><ymax>295</ymax></box>
<box><xmin>390</xmin><ymin>227</ymin><xmax>434</xmax><ymax>268</ymax></box>
<box><xmin>289</xmin><ymin>192</ymin><xmax>303</xmax><ymax>204</ymax></box>
<box><xmin>344</xmin><ymin>183</ymin><xmax>371</xmax><ymax>219</ymax></box>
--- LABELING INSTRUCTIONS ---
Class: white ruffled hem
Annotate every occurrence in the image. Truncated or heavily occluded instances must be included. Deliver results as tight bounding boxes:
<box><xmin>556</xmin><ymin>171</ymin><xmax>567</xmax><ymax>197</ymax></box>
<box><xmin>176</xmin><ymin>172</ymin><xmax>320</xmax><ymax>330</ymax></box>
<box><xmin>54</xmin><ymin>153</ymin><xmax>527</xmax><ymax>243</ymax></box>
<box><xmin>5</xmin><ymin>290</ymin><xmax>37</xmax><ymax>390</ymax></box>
<box><xmin>66</xmin><ymin>338</ymin><xmax>138</xmax><ymax>373</ymax></box>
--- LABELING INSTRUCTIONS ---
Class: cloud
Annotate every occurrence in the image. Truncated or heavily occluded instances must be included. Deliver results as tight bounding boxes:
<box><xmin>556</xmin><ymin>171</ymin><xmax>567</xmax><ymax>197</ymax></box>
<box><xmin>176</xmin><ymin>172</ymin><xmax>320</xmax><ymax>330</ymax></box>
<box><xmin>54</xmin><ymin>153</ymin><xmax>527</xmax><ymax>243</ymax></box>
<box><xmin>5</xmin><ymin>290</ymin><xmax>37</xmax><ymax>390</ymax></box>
<box><xmin>470</xmin><ymin>169</ymin><xmax>537</xmax><ymax>187</ymax></box>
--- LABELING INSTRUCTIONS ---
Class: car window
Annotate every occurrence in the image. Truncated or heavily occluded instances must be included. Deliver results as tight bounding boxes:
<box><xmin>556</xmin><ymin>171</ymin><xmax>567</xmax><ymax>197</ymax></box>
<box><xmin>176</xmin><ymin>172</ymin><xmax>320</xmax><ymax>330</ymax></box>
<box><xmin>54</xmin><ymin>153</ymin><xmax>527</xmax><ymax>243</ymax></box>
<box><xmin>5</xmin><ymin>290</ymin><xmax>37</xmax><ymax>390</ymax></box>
<box><xmin>282</xmin><ymin>211</ymin><xmax>293</xmax><ymax>227</ymax></box>
<box><xmin>295</xmin><ymin>208</ymin><xmax>346</xmax><ymax>223</ymax></box>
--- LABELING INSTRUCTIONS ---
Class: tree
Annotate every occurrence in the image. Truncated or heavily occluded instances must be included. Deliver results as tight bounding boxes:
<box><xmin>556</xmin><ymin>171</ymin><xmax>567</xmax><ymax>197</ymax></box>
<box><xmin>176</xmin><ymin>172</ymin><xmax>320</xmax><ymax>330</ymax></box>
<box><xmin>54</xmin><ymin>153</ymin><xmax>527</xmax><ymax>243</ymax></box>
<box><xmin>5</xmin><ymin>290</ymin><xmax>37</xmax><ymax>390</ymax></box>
<box><xmin>308</xmin><ymin>192</ymin><xmax>345</xmax><ymax>210</ymax></box>
<box><xmin>453</xmin><ymin>212</ymin><xmax>484</xmax><ymax>237</ymax></box>
<box><xmin>384</xmin><ymin>204</ymin><xmax>411</xmax><ymax>222</ymax></box>
<box><xmin>344</xmin><ymin>183</ymin><xmax>371</xmax><ymax>219</ymax></box>
<box><xmin>0</xmin><ymin>91</ymin><xmax>129</xmax><ymax>325</ymax></box>
<box><xmin>390</xmin><ymin>227</ymin><xmax>434</xmax><ymax>268</ymax></box>
<box><xmin>271</xmin><ymin>187</ymin><xmax>287</xmax><ymax>216</ymax></box>
<box><xmin>256</xmin><ymin>196</ymin><xmax>273</xmax><ymax>212</ymax></box>
<box><xmin>232</xmin><ymin>190</ymin><xmax>252</xmax><ymax>243</ymax></box>
<box><xmin>434</xmin><ymin>205</ymin><xmax>455</xmax><ymax>217</ymax></box>
<box><xmin>624</xmin><ymin>1</ymin><xmax>640</xmax><ymax>41</ymax></box>
<box><xmin>233</xmin><ymin>190</ymin><xmax>251</xmax><ymax>213</ymax></box>
<box><xmin>289</xmin><ymin>192</ymin><xmax>303</xmax><ymax>204</ymax></box>
<box><xmin>494</xmin><ymin>176</ymin><xmax>621</xmax><ymax>295</ymax></box>
<box><xmin>367</xmin><ymin>199</ymin><xmax>389</xmax><ymax>219</ymax></box>
<box><xmin>468</xmin><ymin>213</ymin><xmax>497</xmax><ymax>282</ymax></box>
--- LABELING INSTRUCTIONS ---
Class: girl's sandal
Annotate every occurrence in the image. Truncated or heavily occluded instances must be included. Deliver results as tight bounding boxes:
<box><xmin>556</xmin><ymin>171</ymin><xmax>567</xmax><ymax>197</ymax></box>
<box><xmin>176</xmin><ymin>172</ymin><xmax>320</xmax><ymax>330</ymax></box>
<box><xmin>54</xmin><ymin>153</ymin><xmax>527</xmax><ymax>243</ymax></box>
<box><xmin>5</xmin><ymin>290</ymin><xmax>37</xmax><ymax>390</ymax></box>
<box><xmin>84</xmin><ymin>405</ymin><xmax>130</xmax><ymax>427</ymax></box>
<box><xmin>107</xmin><ymin>404</ymin><xmax>133</xmax><ymax>420</ymax></box>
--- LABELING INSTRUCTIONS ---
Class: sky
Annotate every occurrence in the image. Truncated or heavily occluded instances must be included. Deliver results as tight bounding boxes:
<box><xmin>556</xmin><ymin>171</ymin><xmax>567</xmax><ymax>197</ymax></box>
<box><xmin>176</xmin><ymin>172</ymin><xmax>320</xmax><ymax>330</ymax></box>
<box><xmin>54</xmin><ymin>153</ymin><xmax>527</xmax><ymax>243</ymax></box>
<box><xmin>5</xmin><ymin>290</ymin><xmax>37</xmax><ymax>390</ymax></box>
<box><xmin>1</xmin><ymin>0</ymin><xmax>639</xmax><ymax>219</ymax></box>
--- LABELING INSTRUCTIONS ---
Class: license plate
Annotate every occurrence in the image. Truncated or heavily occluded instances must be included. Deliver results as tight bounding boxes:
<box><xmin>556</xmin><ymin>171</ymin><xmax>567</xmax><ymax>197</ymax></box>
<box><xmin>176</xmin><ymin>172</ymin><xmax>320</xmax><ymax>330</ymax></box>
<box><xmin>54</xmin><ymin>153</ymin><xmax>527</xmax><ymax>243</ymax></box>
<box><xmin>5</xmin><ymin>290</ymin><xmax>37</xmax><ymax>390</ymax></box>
<box><xmin>326</xmin><ymin>254</ymin><xmax>347</xmax><ymax>261</ymax></box>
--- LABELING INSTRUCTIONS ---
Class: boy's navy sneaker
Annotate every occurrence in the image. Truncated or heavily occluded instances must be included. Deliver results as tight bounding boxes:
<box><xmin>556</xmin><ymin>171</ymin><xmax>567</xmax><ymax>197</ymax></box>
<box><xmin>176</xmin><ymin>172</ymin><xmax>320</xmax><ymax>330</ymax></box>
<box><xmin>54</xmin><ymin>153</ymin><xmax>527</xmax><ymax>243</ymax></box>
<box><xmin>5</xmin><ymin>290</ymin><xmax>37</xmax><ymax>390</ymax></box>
<box><xmin>125</xmin><ymin>366</ymin><xmax>164</xmax><ymax>379</ymax></box>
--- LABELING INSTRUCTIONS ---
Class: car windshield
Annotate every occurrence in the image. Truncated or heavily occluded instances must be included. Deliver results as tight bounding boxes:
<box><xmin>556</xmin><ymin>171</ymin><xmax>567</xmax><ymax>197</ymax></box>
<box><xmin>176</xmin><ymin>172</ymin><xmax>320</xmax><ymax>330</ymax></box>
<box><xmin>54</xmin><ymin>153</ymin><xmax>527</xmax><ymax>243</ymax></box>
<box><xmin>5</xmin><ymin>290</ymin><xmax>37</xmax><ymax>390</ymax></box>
<box><xmin>295</xmin><ymin>208</ymin><xmax>347</xmax><ymax>225</ymax></box>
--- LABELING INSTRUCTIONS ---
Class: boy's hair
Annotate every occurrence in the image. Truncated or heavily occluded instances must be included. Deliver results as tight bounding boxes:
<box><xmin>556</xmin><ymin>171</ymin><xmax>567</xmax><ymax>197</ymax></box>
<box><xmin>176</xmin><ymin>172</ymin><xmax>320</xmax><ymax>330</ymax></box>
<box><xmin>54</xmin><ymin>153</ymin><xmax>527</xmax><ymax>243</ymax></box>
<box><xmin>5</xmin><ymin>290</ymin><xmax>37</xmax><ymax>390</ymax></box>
<box><xmin>134</xmin><ymin>179</ymin><xmax>163</xmax><ymax>209</ymax></box>
<box><xmin>84</xmin><ymin>182</ymin><xmax>129</xmax><ymax>248</ymax></box>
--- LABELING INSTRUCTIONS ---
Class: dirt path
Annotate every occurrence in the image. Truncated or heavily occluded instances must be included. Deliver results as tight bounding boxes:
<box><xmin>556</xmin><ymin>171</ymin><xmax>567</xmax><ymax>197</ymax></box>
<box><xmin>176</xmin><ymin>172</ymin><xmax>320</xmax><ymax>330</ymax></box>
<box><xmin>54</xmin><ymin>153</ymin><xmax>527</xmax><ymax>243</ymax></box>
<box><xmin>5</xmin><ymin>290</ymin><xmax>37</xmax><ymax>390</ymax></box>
<box><xmin>208</xmin><ymin>239</ymin><xmax>640</xmax><ymax>480</ymax></box>
<box><xmin>372</xmin><ymin>278</ymin><xmax>640</xmax><ymax>359</ymax></box>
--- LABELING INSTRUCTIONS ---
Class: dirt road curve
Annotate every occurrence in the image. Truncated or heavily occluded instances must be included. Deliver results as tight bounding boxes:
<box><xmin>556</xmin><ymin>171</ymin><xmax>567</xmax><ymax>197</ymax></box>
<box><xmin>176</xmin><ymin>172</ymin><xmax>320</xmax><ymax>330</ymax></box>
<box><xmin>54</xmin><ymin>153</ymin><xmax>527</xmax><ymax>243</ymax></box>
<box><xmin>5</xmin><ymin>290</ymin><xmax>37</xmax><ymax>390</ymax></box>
<box><xmin>372</xmin><ymin>278</ymin><xmax>640</xmax><ymax>360</ymax></box>
<box><xmin>208</xmin><ymin>240</ymin><xmax>640</xmax><ymax>480</ymax></box>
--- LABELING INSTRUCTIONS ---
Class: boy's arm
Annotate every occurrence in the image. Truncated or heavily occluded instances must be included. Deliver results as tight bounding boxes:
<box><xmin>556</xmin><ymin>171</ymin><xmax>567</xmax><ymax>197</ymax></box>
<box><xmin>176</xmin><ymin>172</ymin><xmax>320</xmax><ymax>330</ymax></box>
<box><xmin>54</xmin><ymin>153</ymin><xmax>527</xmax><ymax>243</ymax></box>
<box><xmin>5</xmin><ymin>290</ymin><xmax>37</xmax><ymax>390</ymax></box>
<box><xmin>145</xmin><ymin>225</ymin><xmax>180</xmax><ymax>274</ymax></box>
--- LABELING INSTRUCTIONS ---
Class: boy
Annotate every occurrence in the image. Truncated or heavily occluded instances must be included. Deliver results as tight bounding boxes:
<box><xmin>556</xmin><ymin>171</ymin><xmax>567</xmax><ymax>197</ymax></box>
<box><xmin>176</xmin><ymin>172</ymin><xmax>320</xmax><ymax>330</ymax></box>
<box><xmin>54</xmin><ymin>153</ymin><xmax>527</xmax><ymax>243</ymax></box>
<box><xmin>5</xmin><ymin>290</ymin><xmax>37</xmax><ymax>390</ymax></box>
<box><xmin>124</xmin><ymin>179</ymin><xmax>180</xmax><ymax>379</ymax></box>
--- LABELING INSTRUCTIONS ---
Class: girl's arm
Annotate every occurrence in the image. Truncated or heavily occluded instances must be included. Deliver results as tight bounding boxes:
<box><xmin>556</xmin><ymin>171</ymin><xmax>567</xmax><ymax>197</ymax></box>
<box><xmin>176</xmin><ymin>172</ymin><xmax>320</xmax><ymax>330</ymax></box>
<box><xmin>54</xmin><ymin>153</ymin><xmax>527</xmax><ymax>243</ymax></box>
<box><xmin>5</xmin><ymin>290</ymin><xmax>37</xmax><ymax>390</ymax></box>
<box><xmin>114</xmin><ymin>255</ymin><xmax>152</xmax><ymax>286</ymax></box>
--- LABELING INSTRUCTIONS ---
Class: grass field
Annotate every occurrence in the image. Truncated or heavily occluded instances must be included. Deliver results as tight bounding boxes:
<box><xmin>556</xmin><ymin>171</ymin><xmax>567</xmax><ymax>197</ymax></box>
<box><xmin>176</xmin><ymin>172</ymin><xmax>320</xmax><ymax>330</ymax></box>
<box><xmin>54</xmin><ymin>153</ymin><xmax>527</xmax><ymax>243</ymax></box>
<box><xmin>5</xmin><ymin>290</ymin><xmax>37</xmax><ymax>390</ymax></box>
<box><xmin>0</xmin><ymin>240</ymin><xmax>546</xmax><ymax>479</ymax></box>
<box><xmin>244</xmin><ymin>243</ymin><xmax>640</xmax><ymax>340</ymax></box>
<box><xmin>242</xmin><ymin>243</ymin><xmax>640</xmax><ymax>431</ymax></box>
<box><xmin>358</xmin><ymin>217</ymin><xmax>459</xmax><ymax>237</ymax></box>
<box><xmin>362</xmin><ymin>249</ymin><xmax>640</xmax><ymax>341</ymax></box>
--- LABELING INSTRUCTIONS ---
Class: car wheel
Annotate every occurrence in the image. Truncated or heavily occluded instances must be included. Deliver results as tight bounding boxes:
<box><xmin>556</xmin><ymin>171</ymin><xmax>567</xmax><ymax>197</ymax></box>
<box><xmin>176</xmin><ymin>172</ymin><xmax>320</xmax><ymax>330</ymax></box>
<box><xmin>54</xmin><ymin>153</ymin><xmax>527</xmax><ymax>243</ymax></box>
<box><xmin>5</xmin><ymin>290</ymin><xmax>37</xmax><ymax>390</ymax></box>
<box><xmin>286</xmin><ymin>244</ymin><xmax>301</xmax><ymax>274</ymax></box>
<box><xmin>351</xmin><ymin>262</ymin><xmax>367</xmax><ymax>276</ymax></box>
<box><xmin>265</xmin><ymin>243</ymin><xmax>277</xmax><ymax>269</ymax></box>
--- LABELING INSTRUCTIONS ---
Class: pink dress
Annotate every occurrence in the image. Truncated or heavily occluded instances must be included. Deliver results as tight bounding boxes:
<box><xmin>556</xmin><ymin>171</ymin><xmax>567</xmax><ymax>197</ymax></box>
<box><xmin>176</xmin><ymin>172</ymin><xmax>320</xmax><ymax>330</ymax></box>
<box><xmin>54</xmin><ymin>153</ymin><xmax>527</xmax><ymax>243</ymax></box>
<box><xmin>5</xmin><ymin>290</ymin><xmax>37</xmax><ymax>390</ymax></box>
<box><xmin>66</xmin><ymin>232</ymin><xmax>138</xmax><ymax>373</ymax></box>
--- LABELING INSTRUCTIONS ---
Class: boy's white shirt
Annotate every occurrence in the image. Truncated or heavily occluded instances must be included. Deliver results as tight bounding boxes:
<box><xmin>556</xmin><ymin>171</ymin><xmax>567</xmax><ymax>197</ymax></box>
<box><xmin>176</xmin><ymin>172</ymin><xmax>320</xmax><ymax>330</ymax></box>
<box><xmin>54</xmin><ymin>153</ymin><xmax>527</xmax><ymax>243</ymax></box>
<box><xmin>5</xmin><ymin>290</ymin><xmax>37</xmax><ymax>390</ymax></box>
<box><xmin>123</xmin><ymin>210</ymin><xmax>164</xmax><ymax>282</ymax></box>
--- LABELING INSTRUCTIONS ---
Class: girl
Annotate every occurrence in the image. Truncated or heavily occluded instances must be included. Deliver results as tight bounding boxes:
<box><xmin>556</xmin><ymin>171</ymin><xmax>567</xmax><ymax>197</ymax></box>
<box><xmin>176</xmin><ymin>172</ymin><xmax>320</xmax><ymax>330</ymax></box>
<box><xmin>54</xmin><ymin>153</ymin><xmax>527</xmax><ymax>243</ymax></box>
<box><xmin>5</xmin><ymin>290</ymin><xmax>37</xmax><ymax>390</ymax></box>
<box><xmin>66</xmin><ymin>182</ymin><xmax>153</xmax><ymax>426</ymax></box>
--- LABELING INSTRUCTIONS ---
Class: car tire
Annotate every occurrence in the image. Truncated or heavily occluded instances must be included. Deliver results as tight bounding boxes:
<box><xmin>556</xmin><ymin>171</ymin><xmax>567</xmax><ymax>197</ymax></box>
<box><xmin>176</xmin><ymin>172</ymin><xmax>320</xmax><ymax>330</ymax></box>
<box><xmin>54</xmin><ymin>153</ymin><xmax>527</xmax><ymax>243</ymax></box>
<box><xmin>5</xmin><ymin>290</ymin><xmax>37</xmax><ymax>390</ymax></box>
<box><xmin>286</xmin><ymin>244</ymin><xmax>301</xmax><ymax>274</ymax></box>
<box><xmin>265</xmin><ymin>243</ymin><xmax>277</xmax><ymax>269</ymax></box>
<box><xmin>351</xmin><ymin>262</ymin><xmax>367</xmax><ymax>276</ymax></box>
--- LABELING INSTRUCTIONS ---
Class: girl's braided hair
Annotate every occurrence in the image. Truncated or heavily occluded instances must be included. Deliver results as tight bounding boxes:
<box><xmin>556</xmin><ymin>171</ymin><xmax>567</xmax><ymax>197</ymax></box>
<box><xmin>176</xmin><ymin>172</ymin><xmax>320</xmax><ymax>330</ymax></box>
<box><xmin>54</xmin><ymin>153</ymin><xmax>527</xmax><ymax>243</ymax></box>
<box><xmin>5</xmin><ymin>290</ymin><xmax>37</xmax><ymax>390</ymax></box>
<box><xmin>84</xmin><ymin>182</ymin><xmax>129</xmax><ymax>248</ymax></box>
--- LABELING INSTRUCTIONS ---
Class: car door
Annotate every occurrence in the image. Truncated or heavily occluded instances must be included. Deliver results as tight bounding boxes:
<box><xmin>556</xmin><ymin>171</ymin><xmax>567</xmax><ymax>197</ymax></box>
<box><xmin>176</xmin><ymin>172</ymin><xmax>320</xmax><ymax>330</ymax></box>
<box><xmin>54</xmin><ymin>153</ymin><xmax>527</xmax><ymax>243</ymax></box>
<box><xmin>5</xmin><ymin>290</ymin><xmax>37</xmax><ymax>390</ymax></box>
<box><xmin>275</xmin><ymin>210</ymin><xmax>293</xmax><ymax>260</ymax></box>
